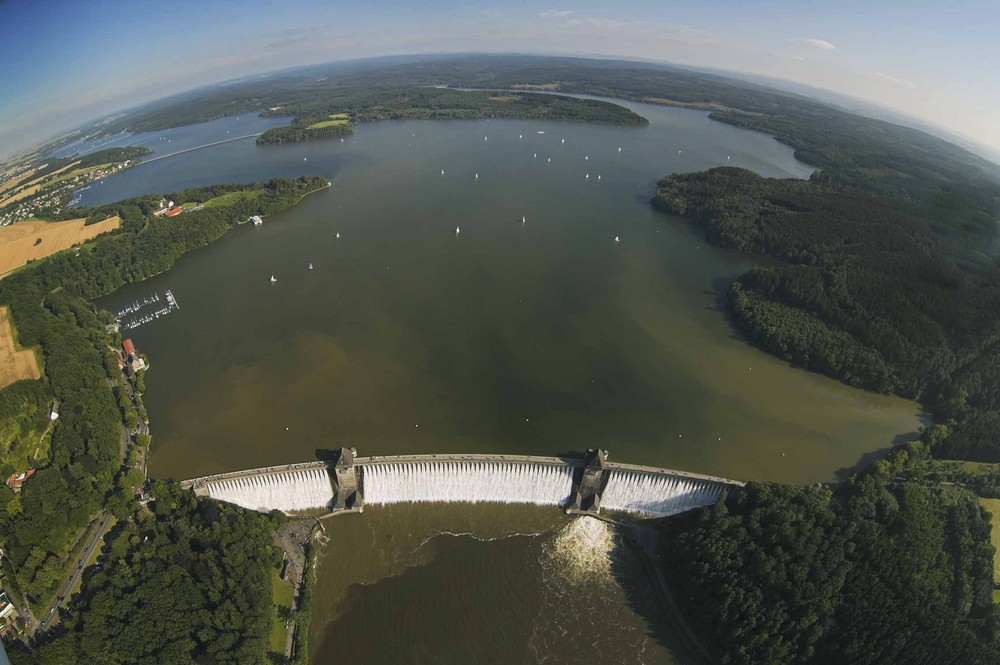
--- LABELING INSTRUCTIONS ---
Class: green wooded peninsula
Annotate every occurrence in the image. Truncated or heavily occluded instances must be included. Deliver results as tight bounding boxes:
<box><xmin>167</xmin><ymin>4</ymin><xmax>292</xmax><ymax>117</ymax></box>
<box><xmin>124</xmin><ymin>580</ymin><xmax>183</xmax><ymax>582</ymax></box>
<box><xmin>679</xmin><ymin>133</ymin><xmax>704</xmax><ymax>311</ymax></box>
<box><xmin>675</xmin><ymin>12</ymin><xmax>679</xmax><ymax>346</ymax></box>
<box><xmin>255</xmin><ymin>87</ymin><xmax>648</xmax><ymax>145</ymax></box>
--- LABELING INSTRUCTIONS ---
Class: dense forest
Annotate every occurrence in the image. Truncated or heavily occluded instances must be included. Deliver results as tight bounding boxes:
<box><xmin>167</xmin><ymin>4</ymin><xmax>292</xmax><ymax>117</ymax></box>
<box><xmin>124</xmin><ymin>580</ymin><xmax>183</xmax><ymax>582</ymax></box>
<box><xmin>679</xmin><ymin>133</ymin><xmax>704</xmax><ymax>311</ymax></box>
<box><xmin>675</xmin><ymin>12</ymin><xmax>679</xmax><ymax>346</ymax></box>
<box><xmin>8</xmin><ymin>483</ymin><xmax>283</xmax><ymax>665</ymax></box>
<box><xmin>652</xmin><ymin>167</ymin><xmax>1000</xmax><ymax>461</ymax></box>
<box><xmin>0</xmin><ymin>177</ymin><xmax>324</xmax><ymax>624</ymax></box>
<box><xmin>659</xmin><ymin>440</ymin><xmax>1000</xmax><ymax>664</ymax></box>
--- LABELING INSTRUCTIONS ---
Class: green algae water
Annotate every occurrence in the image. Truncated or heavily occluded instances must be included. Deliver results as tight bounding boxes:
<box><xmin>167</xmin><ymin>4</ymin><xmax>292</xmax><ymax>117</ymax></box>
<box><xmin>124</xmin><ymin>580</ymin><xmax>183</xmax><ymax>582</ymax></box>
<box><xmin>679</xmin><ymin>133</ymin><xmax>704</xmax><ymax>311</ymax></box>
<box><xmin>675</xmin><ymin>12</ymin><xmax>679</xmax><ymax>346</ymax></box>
<box><xmin>96</xmin><ymin>100</ymin><xmax>924</xmax><ymax>664</ymax></box>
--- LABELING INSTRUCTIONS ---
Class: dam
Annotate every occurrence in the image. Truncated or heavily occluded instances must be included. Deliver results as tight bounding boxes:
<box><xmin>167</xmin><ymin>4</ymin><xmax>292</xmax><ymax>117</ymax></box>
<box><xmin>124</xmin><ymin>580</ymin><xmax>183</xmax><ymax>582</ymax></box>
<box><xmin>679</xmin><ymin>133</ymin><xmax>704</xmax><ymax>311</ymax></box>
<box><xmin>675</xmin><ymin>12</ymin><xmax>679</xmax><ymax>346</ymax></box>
<box><xmin>181</xmin><ymin>449</ymin><xmax>743</xmax><ymax>519</ymax></box>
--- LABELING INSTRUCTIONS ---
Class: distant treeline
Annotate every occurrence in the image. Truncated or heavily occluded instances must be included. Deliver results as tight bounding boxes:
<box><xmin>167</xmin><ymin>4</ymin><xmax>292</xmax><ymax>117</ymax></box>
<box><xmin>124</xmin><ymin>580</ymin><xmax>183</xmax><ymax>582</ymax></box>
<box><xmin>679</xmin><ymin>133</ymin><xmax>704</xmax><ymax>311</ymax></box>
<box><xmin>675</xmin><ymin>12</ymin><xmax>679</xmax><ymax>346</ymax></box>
<box><xmin>660</xmin><ymin>439</ymin><xmax>1000</xmax><ymax>665</ymax></box>
<box><xmin>255</xmin><ymin>87</ymin><xmax>647</xmax><ymax>144</ymax></box>
<box><xmin>0</xmin><ymin>177</ymin><xmax>324</xmax><ymax>619</ymax></box>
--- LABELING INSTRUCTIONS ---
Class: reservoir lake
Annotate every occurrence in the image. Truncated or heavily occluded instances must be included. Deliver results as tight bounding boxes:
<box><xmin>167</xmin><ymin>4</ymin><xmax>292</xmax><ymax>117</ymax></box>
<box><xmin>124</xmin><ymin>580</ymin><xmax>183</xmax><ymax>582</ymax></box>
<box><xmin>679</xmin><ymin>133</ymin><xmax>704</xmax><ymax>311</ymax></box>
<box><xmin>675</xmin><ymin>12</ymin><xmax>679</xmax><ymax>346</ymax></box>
<box><xmin>92</xmin><ymin>100</ymin><xmax>924</xmax><ymax>664</ymax></box>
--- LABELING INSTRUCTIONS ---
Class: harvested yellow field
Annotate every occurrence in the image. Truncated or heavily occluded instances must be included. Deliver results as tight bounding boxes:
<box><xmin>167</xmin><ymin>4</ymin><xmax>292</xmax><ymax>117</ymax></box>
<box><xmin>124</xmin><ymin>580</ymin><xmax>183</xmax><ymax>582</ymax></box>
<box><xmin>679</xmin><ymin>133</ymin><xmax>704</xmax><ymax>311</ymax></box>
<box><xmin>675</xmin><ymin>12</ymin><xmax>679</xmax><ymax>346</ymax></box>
<box><xmin>24</xmin><ymin>161</ymin><xmax>80</xmax><ymax>188</ymax></box>
<box><xmin>0</xmin><ymin>169</ymin><xmax>37</xmax><ymax>196</ymax></box>
<box><xmin>0</xmin><ymin>161</ymin><xmax>83</xmax><ymax>208</ymax></box>
<box><xmin>0</xmin><ymin>215</ymin><xmax>120</xmax><ymax>277</ymax></box>
<box><xmin>0</xmin><ymin>306</ymin><xmax>40</xmax><ymax>387</ymax></box>
<box><xmin>0</xmin><ymin>184</ymin><xmax>41</xmax><ymax>209</ymax></box>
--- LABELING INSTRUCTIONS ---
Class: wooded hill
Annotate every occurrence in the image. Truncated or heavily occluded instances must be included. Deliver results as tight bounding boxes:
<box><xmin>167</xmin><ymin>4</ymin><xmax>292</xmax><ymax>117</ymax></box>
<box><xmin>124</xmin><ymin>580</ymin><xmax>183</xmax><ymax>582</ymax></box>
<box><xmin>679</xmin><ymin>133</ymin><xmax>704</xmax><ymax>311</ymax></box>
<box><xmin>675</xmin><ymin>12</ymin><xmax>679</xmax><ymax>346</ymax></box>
<box><xmin>0</xmin><ymin>177</ymin><xmax>324</xmax><ymax>628</ymax></box>
<box><xmin>659</xmin><ymin>439</ymin><xmax>1000</xmax><ymax>664</ymax></box>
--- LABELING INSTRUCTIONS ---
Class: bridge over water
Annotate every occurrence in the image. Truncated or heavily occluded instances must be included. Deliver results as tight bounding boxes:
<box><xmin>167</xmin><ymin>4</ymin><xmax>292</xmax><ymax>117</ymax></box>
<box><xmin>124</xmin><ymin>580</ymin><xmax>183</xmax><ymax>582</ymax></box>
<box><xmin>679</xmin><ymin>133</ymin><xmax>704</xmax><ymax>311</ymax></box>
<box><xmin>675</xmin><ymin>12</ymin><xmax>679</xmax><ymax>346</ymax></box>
<box><xmin>181</xmin><ymin>450</ymin><xmax>743</xmax><ymax>519</ymax></box>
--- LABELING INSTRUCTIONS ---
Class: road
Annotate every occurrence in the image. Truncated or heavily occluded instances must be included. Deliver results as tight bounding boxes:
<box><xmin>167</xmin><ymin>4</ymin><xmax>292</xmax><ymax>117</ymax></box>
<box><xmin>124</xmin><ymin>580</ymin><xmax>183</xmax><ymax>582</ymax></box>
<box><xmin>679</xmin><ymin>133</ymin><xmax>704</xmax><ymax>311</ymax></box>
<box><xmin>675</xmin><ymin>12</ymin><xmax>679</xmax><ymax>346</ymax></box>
<box><xmin>29</xmin><ymin>512</ymin><xmax>113</xmax><ymax>638</ymax></box>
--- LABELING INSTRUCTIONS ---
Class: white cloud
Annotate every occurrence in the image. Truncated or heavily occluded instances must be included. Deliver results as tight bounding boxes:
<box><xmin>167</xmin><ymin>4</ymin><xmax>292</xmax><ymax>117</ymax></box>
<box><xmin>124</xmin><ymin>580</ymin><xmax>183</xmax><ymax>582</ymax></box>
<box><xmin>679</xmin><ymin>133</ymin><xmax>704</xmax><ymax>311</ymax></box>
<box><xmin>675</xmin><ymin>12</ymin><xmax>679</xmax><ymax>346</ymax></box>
<box><xmin>800</xmin><ymin>38</ymin><xmax>836</xmax><ymax>51</ymax></box>
<box><xmin>871</xmin><ymin>71</ymin><xmax>916</xmax><ymax>88</ymax></box>
<box><xmin>565</xmin><ymin>17</ymin><xmax>626</xmax><ymax>30</ymax></box>
<box><xmin>539</xmin><ymin>10</ymin><xmax>572</xmax><ymax>18</ymax></box>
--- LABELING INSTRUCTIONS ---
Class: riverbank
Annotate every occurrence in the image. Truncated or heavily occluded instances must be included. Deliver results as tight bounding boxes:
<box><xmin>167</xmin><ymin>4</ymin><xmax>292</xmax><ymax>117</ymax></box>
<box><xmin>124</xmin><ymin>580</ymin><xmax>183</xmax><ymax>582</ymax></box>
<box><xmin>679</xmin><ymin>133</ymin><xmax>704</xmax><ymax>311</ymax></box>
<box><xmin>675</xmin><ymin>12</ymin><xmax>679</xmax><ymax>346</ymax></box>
<box><xmin>626</xmin><ymin>523</ymin><xmax>714</xmax><ymax>665</ymax></box>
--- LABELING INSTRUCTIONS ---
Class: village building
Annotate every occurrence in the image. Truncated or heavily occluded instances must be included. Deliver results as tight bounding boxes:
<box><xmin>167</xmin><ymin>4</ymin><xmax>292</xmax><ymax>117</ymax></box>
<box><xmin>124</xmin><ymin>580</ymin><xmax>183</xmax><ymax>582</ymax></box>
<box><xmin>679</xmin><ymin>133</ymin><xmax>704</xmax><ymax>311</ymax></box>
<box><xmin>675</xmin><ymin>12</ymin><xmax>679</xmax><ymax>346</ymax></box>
<box><xmin>123</xmin><ymin>338</ymin><xmax>147</xmax><ymax>372</ymax></box>
<box><xmin>6</xmin><ymin>469</ymin><xmax>35</xmax><ymax>492</ymax></box>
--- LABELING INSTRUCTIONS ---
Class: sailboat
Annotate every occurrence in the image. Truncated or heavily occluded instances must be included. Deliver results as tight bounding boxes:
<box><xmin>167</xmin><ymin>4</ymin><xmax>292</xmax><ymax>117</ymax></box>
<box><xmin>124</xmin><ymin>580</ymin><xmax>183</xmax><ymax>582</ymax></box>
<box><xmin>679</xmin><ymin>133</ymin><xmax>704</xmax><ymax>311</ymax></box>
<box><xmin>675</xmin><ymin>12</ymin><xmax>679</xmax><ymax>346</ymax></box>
<box><xmin>455</xmin><ymin>226</ymin><xmax>461</xmax><ymax>235</ymax></box>
<box><xmin>615</xmin><ymin>236</ymin><xmax>620</xmax><ymax>243</ymax></box>
<box><xmin>308</xmin><ymin>263</ymin><xmax>313</xmax><ymax>270</ymax></box>
<box><xmin>270</xmin><ymin>275</ymin><xmax>277</xmax><ymax>283</ymax></box>
<box><xmin>522</xmin><ymin>216</ymin><xmax>526</xmax><ymax>225</ymax></box>
<box><xmin>336</xmin><ymin>232</ymin><xmax>341</xmax><ymax>239</ymax></box>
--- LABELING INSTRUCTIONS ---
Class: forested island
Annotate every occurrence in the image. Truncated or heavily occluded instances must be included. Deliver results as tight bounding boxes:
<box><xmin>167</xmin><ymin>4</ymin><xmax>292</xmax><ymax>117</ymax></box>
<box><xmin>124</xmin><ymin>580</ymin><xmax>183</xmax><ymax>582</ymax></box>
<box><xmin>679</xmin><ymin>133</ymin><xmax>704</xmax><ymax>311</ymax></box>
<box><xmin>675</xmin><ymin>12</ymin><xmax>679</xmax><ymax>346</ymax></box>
<box><xmin>0</xmin><ymin>176</ymin><xmax>327</xmax><ymax>663</ymax></box>
<box><xmin>255</xmin><ymin>87</ymin><xmax>647</xmax><ymax>145</ymax></box>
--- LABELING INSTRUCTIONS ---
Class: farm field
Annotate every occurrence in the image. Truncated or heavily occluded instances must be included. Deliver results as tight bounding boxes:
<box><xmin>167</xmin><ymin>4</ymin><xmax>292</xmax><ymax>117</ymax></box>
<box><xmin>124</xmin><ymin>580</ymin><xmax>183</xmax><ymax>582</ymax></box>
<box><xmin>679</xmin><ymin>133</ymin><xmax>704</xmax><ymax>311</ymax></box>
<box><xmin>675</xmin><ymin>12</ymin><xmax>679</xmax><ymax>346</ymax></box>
<box><xmin>0</xmin><ymin>184</ymin><xmax>41</xmax><ymax>208</ymax></box>
<box><xmin>0</xmin><ymin>168</ymin><xmax>38</xmax><ymax>196</ymax></box>
<box><xmin>0</xmin><ymin>215</ymin><xmax>120</xmax><ymax>276</ymax></box>
<box><xmin>0</xmin><ymin>304</ymin><xmax>40</xmax><ymax>387</ymax></box>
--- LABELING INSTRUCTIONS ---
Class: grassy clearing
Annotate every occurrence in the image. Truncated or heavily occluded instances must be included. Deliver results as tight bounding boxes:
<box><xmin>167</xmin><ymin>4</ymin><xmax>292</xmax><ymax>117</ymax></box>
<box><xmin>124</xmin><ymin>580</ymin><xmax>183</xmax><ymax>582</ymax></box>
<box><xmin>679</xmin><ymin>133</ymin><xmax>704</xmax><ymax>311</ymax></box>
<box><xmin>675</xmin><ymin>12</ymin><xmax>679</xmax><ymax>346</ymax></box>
<box><xmin>307</xmin><ymin>118</ymin><xmax>350</xmax><ymax>129</ymax></box>
<box><xmin>268</xmin><ymin>566</ymin><xmax>294</xmax><ymax>656</ymax></box>
<box><xmin>204</xmin><ymin>189</ymin><xmax>265</xmax><ymax>209</ymax></box>
<box><xmin>0</xmin><ymin>412</ymin><xmax>47</xmax><ymax>472</ymax></box>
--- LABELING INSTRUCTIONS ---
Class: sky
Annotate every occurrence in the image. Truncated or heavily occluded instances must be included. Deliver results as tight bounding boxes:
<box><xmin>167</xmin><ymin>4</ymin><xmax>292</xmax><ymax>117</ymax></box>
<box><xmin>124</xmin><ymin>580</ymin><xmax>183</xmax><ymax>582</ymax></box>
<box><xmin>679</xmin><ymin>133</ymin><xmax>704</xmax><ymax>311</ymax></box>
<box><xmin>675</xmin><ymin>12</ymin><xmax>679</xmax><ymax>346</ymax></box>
<box><xmin>1</xmin><ymin>0</ymin><xmax>999</xmax><ymax>159</ymax></box>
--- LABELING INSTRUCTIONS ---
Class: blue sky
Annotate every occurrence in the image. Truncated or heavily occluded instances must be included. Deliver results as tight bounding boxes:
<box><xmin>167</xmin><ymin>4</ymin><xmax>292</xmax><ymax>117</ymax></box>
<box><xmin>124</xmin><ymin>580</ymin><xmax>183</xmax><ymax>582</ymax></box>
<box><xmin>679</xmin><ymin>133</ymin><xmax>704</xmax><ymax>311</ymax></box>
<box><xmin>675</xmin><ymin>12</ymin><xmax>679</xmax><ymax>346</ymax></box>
<box><xmin>2</xmin><ymin>0</ymin><xmax>999</xmax><ymax>158</ymax></box>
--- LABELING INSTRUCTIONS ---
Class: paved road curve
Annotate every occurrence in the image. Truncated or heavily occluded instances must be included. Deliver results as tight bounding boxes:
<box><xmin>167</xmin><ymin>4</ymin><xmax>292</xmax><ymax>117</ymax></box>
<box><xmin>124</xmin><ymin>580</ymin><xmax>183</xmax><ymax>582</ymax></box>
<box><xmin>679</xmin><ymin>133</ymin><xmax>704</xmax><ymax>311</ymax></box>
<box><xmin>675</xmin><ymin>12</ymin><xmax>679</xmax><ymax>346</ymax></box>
<box><xmin>29</xmin><ymin>513</ymin><xmax>113</xmax><ymax>638</ymax></box>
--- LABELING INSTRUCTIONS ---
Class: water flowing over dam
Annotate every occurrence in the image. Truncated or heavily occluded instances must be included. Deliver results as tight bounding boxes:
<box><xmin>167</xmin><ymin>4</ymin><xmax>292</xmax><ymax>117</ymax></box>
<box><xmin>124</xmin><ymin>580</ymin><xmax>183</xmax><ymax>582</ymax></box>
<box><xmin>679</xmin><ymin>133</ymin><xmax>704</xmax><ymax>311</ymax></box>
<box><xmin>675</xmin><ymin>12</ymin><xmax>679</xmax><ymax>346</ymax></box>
<box><xmin>363</xmin><ymin>460</ymin><xmax>575</xmax><ymax>506</ymax></box>
<box><xmin>203</xmin><ymin>467</ymin><xmax>335</xmax><ymax>513</ymax></box>
<box><xmin>181</xmin><ymin>451</ymin><xmax>743</xmax><ymax>519</ymax></box>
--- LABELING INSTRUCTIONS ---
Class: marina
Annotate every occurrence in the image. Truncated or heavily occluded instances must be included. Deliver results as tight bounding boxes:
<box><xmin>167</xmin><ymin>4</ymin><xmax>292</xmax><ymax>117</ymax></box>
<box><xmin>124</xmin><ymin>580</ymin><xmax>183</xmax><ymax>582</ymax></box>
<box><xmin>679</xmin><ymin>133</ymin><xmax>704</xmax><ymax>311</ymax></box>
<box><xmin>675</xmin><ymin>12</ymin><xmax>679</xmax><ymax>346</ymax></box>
<box><xmin>115</xmin><ymin>289</ymin><xmax>179</xmax><ymax>331</ymax></box>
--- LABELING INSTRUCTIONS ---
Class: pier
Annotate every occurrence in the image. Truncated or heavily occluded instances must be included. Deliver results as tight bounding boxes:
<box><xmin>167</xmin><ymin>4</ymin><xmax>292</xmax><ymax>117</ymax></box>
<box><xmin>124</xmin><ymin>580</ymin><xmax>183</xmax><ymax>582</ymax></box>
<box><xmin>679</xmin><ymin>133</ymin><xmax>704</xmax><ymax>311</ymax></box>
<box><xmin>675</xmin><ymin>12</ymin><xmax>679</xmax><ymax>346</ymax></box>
<box><xmin>180</xmin><ymin>449</ymin><xmax>743</xmax><ymax>519</ymax></box>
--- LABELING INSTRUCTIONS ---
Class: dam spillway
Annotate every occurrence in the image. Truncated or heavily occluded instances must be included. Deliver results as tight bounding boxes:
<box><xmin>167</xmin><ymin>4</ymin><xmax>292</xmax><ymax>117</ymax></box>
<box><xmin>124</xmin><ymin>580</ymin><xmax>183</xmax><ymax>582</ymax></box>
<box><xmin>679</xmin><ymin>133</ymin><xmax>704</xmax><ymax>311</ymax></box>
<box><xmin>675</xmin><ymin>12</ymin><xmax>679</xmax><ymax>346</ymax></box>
<box><xmin>183</xmin><ymin>452</ymin><xmax>743</xmax><ymax>519</ymax></box>
<box><xmin>363</xmin><ymin>460</ymin><xmax>575</xmax><ymax>507</ymax></box>
<box><xmin>203</xmin><ymin>467</ymin><xmax>334</xmax><ymax>513</ymax></box>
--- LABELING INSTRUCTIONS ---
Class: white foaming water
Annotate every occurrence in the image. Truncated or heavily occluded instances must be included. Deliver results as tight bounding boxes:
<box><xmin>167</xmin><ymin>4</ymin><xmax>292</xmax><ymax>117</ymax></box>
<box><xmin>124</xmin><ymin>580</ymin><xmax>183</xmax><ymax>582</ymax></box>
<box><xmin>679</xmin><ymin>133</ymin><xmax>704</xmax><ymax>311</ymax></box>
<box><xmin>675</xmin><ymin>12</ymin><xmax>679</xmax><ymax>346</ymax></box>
<box><xmin>363</xmin><ymin>461</ymin><xmax>574</xmax><ymax>506</ymax></box>
<box><xmin>601</xmin><ymin>469</ymin><xmax>726</xmax><ymax>517</ymax></box>
<box><xmin>548</xmin><ymin>516</ymin><xmax>615</xmax><ymax>583</ymax></box>
<box><xmin>206</xmin><ymin>468</ymin><xmax>334</xmax><ymax>512</ymax></box>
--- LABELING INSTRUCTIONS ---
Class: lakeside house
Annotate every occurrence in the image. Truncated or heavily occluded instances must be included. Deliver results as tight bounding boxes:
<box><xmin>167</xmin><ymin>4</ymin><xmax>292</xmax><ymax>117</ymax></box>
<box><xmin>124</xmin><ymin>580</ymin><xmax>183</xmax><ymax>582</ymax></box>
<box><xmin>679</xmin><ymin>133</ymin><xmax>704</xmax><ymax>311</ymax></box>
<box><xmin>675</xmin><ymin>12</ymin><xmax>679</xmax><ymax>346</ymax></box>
<box><xmin>6</xmin><ymin>469</ymin><xmax>35</xmax><ymax>492</ymax></box>
<box><xmin>123</xmin><ymin>338</ymin><xmax>147</xmax><ymax>372</ymax></box>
